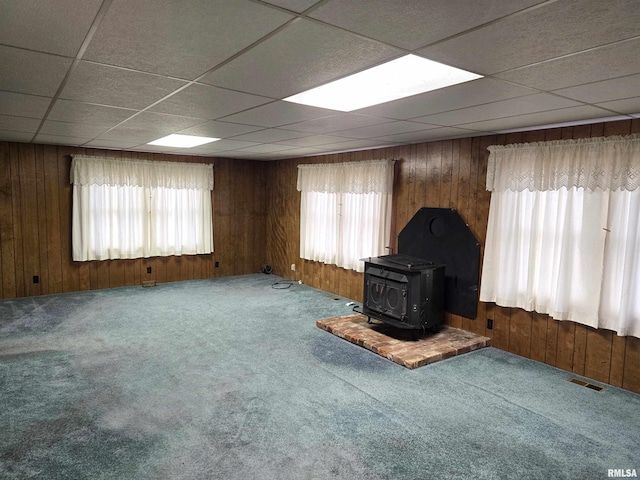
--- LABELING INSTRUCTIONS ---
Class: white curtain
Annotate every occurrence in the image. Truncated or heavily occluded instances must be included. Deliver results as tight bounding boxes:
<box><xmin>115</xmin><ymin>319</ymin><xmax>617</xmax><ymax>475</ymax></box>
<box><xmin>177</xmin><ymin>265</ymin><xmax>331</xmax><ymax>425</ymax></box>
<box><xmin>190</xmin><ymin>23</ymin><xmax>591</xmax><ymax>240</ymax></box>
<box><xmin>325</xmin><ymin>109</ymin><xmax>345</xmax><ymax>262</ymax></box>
<box><xmin>480</xmin><ymin>134</ymin><xmax>640</xmax><ymax>337</ymax></box>
<box><xmin>71</xmin><ymin>155</ymin><xmax>214</xmax><ymax>261</ymax></box>
<box><xmin>297</xmin><ymin>159</ymin><xmax>394</xmax><ymax>273</ymax></box>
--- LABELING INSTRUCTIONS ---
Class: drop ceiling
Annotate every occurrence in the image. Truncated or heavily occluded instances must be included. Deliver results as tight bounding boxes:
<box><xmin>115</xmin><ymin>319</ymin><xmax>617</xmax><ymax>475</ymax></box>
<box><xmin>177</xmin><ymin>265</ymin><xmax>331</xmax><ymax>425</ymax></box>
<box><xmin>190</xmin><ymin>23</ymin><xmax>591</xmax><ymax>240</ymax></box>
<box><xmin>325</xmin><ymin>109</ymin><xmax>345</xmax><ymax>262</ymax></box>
<box><xmin>1</xmin><ymin>0</ymin><xmax>639</xmax><ymax>160</ymax></box>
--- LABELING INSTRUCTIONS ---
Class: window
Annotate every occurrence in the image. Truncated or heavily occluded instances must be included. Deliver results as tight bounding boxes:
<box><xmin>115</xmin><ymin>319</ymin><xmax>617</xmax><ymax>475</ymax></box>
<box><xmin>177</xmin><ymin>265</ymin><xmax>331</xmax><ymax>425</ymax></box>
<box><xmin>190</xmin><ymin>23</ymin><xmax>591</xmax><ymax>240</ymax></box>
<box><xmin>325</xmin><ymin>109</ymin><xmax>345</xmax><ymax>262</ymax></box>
<box><xmin>297</xmin><ymin>159</ymin><xmax>394</xmax><ymax>273</ymax></box>
<box><xmin>71</xmin><ymin>155</ymin><xmax>213</xmax><ymax>261</ymax></box>
<box><xmin>480</xmin><ymin>134</ymin><xmax>640</xmax><ymax>337</ymax></box>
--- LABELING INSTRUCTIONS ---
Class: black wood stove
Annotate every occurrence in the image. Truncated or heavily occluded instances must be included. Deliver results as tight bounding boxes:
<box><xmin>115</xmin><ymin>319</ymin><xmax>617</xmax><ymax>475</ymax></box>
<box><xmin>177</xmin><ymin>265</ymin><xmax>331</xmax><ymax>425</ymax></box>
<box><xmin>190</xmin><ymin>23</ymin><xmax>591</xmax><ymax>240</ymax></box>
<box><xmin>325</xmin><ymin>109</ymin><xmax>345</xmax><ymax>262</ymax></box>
<box><xmin>362</xmin><ymin>254</ymin><xmax>445</xmax><ymax>332</ymax></box>
<box><xmin>359</xmin><ymin>208</ymin><xmax>480</xmax><ymax>334</ymax></box>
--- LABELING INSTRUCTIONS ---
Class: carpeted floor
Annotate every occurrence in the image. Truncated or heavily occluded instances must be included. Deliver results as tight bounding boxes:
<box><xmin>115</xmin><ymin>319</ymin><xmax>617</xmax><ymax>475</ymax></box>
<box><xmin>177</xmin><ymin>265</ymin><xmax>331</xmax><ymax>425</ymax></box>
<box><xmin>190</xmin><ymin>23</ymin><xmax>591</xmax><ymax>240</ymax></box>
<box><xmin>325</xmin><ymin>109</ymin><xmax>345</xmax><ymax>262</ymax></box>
<box><xmin>1</xmin><ymin>274</ymin><xmax>639</xmax><ymax>479</ymax></box>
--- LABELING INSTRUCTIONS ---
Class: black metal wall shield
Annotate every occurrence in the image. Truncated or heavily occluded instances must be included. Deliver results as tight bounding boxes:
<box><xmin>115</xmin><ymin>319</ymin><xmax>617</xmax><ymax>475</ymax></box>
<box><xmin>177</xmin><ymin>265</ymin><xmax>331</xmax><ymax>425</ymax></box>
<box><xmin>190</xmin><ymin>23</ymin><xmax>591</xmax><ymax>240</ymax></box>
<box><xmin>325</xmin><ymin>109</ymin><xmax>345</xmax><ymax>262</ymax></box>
<box><xmin>398</xmin><ymin>208</ymin><xmax>480</xmax><ymax>319</ymax></box>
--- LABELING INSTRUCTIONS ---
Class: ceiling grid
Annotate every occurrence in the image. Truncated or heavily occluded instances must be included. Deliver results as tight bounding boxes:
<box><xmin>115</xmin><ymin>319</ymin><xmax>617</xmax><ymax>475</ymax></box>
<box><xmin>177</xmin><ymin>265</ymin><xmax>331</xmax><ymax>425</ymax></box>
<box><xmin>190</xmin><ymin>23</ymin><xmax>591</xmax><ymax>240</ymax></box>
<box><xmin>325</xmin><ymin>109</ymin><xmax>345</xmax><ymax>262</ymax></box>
<box><xmin>0</xmin><ymin>0</ymin><xmax>638</xmax><ymax>159</ymax></box>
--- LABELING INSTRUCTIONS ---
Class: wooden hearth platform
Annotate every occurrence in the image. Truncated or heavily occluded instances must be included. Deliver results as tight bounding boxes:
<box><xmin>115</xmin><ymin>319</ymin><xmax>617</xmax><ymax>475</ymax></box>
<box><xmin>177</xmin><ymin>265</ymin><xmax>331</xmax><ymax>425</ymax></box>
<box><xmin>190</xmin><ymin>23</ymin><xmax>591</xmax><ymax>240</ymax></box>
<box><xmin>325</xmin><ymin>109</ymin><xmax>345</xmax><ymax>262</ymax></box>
<box><xmin>317</xmin><ymin>313</ymin><xmax>491</xmax><ymax>369</ymax></box>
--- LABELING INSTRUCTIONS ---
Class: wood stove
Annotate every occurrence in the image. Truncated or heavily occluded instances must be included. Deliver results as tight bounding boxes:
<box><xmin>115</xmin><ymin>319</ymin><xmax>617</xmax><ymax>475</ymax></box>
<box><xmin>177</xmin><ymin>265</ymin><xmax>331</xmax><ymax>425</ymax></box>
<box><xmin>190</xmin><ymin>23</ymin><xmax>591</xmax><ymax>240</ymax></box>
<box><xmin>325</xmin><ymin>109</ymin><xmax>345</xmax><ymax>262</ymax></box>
<box><xmin>359</xmin><ymin>208</ymin><xmax>480</xmax><ymax>334</ymax></box>
<box><xmin>362</xmin><ymin>254</ymin><xmax>445</xmax><ymax>332</ymax></box>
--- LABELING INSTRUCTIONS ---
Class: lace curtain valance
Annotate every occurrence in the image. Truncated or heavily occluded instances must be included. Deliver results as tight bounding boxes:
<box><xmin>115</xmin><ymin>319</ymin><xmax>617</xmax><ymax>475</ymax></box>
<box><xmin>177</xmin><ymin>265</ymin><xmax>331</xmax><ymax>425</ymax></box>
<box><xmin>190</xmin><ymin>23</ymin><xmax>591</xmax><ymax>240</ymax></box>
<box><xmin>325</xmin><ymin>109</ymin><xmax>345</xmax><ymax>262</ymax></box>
<box><xmin>70</xmin><ymin>155</ymin><xmax>214</xmax><ymax>191</ymax></box>
<box><xmin>486</xmin><ymin>133</ymin><xmax>640</xmax><ymax>192</ymax></box>
<box><xmin>297</xmin><ymin>159</ymin><xmax>395</xmax><ymax>194</ymax></box>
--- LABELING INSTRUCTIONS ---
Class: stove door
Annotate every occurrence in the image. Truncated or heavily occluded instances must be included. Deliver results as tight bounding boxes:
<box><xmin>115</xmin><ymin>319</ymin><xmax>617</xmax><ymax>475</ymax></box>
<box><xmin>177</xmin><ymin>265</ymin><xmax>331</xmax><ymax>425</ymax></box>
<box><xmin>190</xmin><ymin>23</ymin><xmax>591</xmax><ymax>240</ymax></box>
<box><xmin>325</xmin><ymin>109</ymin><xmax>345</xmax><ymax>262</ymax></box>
<box><xmin>365</xmin><ymin>272</ymin><xmax>408</xmax><ymax>321</ymax></box>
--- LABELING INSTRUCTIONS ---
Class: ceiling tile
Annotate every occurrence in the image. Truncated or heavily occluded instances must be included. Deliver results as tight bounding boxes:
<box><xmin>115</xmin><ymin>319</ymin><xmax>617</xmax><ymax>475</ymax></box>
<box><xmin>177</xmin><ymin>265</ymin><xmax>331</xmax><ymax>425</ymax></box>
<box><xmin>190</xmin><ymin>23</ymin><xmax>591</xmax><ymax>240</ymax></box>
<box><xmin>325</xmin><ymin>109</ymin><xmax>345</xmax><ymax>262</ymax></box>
<box><xmin>495</xmin><ymin>37</ymin><xmax>640</xmax><ymax>91</ymax></box>
<box><xmin>188</xmin><ymin>139</ymin><xmax>261</xmax><ymax>152</ymax></box>
<box><xmin>0</xmin><ymin>0</ymin><xmax>103</xmax><ymax>56</ymax></box>
<box><xmin>169</xmin><ymin>145</ymin><xmax>223</xmax><ymax>155</ymax></box>
<box><xmin>356</xmin><ymin>77</ymin><xmax>537</xmax><ymax>120</ymax></box>
<box><xmin>0</xmin><ymin>91</ymin><xmax>51</xmax><ymax>119</ymax></box>
<box><xmin>282</xmin><ymin>113</ymin><xmax>389</xmax><ymax>134</ymax></box>
<box><xmin>291</xmin><ymin>146</ymin><xmax>333</xmax><ymax>155</ymax></box>
<box><xmin>212</xmin><ymin>150</ymin><xmax>263</xmax><ymax>159</ymax></box>
<box><xmin>220</xmin><ymin>101</ymin><xmax>337</xmax><ymax>127</ymax></box>
<box><xmin>2</xmin><ymin>1</ymin><xmax>638</xmax><ymax>160</ymax></box>
<box><xmin>460</xmin><ymin>105</ymin><xmax>615</xmax><ymax>131</ymax></box>
<box><xmin>95</xmin><ymin>128</ymin><xmax>164</xmax><ymax>144</ymax></box>
<box><xmin>33</xmin><ymin>134</ymin><xmax>93</xmax><ymax>146</ymax></box>
<box><xmin>411</xmin><ymin>94</ymin><xmax>582</xmax><ymax>126</ymax></box>
<box><xmin>229</xmin><ymin>128</ymin><xmax>309</xmax><ymax>143</ymax></box>
<box><xmin>595</xmin><ymin>98</ymin><xmax>640</xmax><ymax>116</ymax></box>
<box><xmin>260</xmin><ymin>153</ymin><xmax>299</xmax><ymax>160</ymax></box>
<box><xmin>274</xmin><ymin>134</ymin><xmax>350</xmax><ymax>147</ymax></box>
<box><xmin>48</xmin><ymin>100</ymin><xmax>137</xmax><ymax>127</ymax></box>
<box><xmin>419</xmin><ymin>0</ymin><xmax>640</xmax><ymax>75</ymax></box>
<box><xmin>269</xmin><ymin>146</ymin><xmax>329</xmax><ymax>157</ymax></box>
<box><xmin>0</xmin><ymin>115</ymin><xmax>41</xmax><ymax>133</ymax></box>
<box><xmin>373</xmin><ymin>127</ymin><xmax>482</xmax><ymax>144</ymax></box>
<box><xmin>82</xmin><ymin>0</ymin><xmax>294</xmax><ymax>79</ymax></box>
<box><xmin>553</xmin><ymin>74</ymin><xmax>640</xmax><ymax>104</ymax></box>
<box><xmin>176</xmin><ymin>121</ymin><xmax>263</xmax><ymax>138</ymax></box>
<box><xmin>310</xmin><ymin>0</ymin><xmax>541</xmax><ymax>50</ymax></box>
<box><xmin>0</xmin><ymin>45</ymin><xmax>72</xmax><ymax>96</ymax></box>
<box><xmin>233</xmin><ymin>143</ymin><xmax>298</xmax><ymax>154</ymax></box>
<box><xmin>118</xmin><ymin>112</ymin><xmax>205</xmax><ymax>134</ymax></box>
<box><xmin>334</xmin><ymin>121</ymin><xmax>438</xmax><ymax>139</ymax></box>
<box><xmin>83</xmin><ymin>139</ymin><xmax>142</xmax><ymax>149</ymax></box>
<box><xmin>260</xmin><ymin>0</ymin><xmax>321</xmax><ymax>13</ymax></box>
<box><xmin>200</xmin><ymin>19</ymin><xmax>402</xmax><ymax>98</ymax></box>
<box><xmin>60</xmin><ymin>61</ymin><xmax>187</xmax><ymax>109</ymax></box>
<box><xmin>134</xmin><ymin>144</ymin><xmax>185</xmax><ymax>155</ymax></box>
<box><xmin>0</xmin><ymin>130</ymin><xmax>36</xmax><ymax>142</ymax></box>
<box><xmin>319</xmin><ymin>138</ymin><xmax>392</xmax><ymax>151</ymax></box>
<box><xmin>421</xmin><ymin>127</ymin><xmax>492</xmax><ymax>141</ymax></box>
<box><xmin>39</xmin><ymin>121</ymin><xmax>109</xmax><ymax>138</ymax></box>
<box><xmin>149</xmin><ymin>84</ymin><xmax>272</xmax><ymax>120</ymax></box>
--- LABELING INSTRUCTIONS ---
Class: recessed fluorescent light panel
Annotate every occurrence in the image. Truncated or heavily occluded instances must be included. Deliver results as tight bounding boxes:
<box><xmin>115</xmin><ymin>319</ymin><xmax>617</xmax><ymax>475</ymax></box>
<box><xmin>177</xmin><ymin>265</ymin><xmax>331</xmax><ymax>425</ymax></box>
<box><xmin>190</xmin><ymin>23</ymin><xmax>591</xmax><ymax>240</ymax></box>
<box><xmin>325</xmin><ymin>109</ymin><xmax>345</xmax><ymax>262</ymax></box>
<box><xmin>147</xmin><ymin>134</ymin><xmax>219</xmax><ymax>148</ymax></box>
<box><xmin>284</xmin><ymin>54</ymin><xmax>482</xmax><ymax>112</ymax></box>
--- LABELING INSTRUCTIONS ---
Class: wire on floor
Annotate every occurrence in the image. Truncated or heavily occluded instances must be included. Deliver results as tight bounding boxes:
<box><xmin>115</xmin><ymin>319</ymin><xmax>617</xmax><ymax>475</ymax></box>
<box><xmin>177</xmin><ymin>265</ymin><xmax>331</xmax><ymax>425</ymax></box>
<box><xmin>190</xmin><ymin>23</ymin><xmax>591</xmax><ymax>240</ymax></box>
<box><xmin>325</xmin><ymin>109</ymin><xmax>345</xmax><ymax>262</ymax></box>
<box><xmin>272</xmin><ymin>280</ymin><xmax>294</xmax><ymax>289</ymax></box>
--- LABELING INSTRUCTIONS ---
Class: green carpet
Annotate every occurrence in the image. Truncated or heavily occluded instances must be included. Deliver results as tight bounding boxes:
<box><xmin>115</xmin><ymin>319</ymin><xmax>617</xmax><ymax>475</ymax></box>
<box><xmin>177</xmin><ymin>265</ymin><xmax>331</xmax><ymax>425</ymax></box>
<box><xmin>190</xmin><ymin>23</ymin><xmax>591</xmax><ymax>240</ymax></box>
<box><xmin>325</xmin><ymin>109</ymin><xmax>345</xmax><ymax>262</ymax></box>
<box><xmin>1</xmin><ymin>274</ymin><xmax>639</xmax><ymax>479</ymax></box>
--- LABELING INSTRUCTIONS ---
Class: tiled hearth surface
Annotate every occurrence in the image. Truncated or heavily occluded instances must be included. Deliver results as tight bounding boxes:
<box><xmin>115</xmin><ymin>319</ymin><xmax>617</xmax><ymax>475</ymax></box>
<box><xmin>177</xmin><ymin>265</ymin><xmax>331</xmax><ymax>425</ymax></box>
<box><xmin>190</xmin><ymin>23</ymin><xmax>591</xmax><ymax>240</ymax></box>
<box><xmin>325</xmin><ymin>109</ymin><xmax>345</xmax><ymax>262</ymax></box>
<box><xmin>317</xmin><ymin>313</ymin><xmax>491</xmax><ymax>369</ymax></box>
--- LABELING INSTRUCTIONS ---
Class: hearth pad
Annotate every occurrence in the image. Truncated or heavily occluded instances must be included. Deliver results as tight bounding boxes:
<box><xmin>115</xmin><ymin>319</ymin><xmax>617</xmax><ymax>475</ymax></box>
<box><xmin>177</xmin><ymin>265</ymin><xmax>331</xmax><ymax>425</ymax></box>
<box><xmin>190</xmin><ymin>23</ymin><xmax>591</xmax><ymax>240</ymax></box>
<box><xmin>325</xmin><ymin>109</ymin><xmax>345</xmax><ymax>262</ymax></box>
<box><xmin>316</xmin><ymin>313</ymin><xmax>491</xmax><ymax>369</ymax></box>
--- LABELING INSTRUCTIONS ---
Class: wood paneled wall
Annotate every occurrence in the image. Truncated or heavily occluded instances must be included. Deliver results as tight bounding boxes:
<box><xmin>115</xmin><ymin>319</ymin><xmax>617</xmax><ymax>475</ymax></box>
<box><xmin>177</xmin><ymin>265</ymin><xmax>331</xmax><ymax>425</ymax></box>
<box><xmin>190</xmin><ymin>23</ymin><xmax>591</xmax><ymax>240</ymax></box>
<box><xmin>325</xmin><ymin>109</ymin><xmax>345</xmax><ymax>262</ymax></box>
<box><xmin>0</xmin><ymin>143</ymin><xmax>268</xmax><ymax>298</ymax></box>
<box><xmin>2</xmin><ymin>120</ymin><xmax>639</xmax><ymax>394</ymax></box>
<box><xmin>265</xmin><ymin>119</ymin><xmax>640</xmax><ymax>394</ymax></box>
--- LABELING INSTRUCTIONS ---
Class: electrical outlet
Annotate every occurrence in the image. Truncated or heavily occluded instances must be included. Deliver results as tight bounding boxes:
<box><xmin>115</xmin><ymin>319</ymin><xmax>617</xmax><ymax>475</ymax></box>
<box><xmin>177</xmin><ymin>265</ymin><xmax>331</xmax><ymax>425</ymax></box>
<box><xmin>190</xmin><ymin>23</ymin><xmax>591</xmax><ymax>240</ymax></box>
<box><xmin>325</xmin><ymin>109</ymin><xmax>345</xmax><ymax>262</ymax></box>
<box><xmin>291</xmin><ymin>263</ymin><xmax>296</xmax><ymax>271</ymax></box>
<box><xmin>487</xmin><ymin>318</ymin><xmax>493</xmax><ymax>330</ymax></box>
<box><xmin>215</xmin><ymin>261</ymin><xmax>220</xmax><ymax>268</ymax></box>
<box><xmin>147</xmin><ymin>267</ymin><xmax>152</xmax><ymax>274</ymax></box>
<box><xmin>33</xmin><ymin>275</ymin><xmax>39</xmax><ymax>284</ymax></box>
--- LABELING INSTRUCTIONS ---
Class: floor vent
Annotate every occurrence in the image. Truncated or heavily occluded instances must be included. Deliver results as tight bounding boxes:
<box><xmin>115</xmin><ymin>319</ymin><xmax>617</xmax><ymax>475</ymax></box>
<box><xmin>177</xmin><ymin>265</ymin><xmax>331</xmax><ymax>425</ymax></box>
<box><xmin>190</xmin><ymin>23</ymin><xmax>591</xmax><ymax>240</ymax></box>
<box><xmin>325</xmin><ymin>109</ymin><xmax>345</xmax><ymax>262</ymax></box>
<box><xmin>142</xmin><ymin>280</ymin><xmax>157</xmax><ymax>288</ymax></box>
<box><xmin>569</xmin><ymin>378</ymin><xmax>605</xmax><ymax>392</ymax></box>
